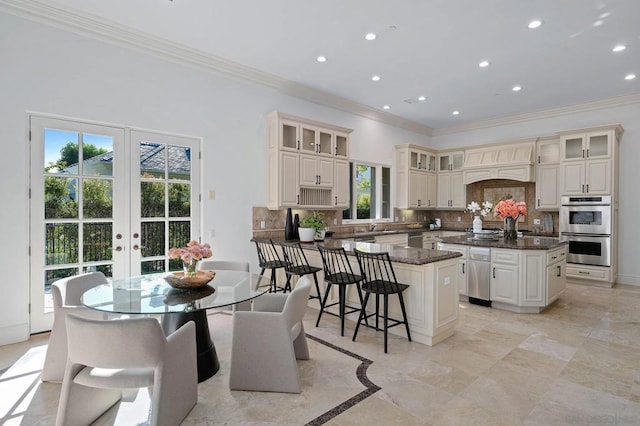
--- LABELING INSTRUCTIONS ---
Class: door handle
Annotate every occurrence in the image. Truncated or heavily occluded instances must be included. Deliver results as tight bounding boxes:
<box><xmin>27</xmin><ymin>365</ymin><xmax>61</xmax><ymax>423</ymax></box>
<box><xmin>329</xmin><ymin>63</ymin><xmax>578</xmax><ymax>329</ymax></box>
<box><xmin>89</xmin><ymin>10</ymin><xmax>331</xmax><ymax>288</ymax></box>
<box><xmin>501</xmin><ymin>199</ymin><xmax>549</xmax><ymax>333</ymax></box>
<box><xmin>492</xmin><ymin>267</ymin><xmax>496</xmax><ymax>279</ymax></box>
<box><xmin>110</xmin><ymin>246</ymin><xmax>123</xmax><ymax>252</ymax></box>
<box><xmin>557</xmin><ymin>266</ymin><xmax>561</xmax><ymax>277</ymax></box>
<box><xmin>132</xmin><ymin>245</ymin><xmax>146</xmax><ymax>251</ymax></box>
<box><xmin>461</xmin><ymin>263</ymin><xmax>465</xmax><ymax>274</ymax></box>
<box><xmin>586</xmin><ymin>184</ymin><xmax>589</xmax><ymax>193</ymax></box>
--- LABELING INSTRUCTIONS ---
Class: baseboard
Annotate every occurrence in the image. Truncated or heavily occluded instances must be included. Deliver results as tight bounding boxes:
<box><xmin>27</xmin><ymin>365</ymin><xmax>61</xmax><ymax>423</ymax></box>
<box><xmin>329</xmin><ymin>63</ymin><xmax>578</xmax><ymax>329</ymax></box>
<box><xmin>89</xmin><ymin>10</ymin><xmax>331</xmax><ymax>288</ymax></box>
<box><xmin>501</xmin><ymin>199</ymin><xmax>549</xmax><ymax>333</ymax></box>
<box><xmin>615</xmin><ymin>274</ymin><xmax>640</xmax><ymax>286</ymax></box>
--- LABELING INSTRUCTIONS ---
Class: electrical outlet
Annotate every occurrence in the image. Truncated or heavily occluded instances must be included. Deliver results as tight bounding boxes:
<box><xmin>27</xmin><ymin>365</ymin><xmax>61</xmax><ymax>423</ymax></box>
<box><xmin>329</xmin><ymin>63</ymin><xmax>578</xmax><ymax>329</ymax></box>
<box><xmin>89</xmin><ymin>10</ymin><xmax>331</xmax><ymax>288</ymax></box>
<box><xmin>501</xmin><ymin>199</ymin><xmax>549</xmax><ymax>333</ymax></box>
<box><xmin>457</xmin><ymin>216</ymin><xmax>461</xmax><ymax>222</ymax></box>
<box><xmin>402</xmin><ymin>216</ymin><xmax>406</xmax><ymax>222</ymax></box>
<box><xmin>395</xmin><ymin>216</ymin><xmax>399</xmax><ymax>222</ymax></box>
<box><xmin>333</xmin><ymin>218</ymin><xmax>337</xmax><ymax>225</ymax></box>
<box><xmin>533</xmin><ymin>218</ymin><xmax>541</xmax><ymax>225</ymax></box>
<box><xmin>260</xmin><ymin>221</ymin><xmax>265</xmax><ymax>229</ymax></box>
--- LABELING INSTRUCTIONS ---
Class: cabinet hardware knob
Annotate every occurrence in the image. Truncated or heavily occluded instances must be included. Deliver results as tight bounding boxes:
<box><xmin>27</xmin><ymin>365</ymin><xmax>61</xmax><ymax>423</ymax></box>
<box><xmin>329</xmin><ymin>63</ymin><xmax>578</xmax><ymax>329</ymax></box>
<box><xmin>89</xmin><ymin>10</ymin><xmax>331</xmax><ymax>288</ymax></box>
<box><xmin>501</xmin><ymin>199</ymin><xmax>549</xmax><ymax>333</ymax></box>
<box><xmin>296</xmin><ymin>194</ymin><xmax>300</xmax><ymax>204</ymax></box>
<box><xmin>116</xmin><ymin>234</ymin><xmax>122</xmax><ymax>239</ymax></box>
<box><xmin>335</xmin><ymin>196</ymin><xmax>337</xmax><ymax>205</ymax></box>
<box><xmin>132</xmin><ymin>233</ymin><xmax>139</xmax><ymax>239</ymax></box>
<box><xmin>586</xmin><ymin>148</ymin><xmax>589</xmax><ymax>158</ymax></box>
<box><xmin>296</xmin><ymin>140</ymin><xmax>300</xmax><ymax>150</ymax></box>
<box><xmin>492</xmin><ymin>267</ymin><xmax>496</xmax><ymax>279</ymax></box>
<box><xmin>557</xmin><ymin>266</ymin><xmax>561</xmax><ymax>277</ymax></box>
<box><xmin>586</xmin><ymin>184</ymin><xmax>589</xmax><ymax>193</ymax></box>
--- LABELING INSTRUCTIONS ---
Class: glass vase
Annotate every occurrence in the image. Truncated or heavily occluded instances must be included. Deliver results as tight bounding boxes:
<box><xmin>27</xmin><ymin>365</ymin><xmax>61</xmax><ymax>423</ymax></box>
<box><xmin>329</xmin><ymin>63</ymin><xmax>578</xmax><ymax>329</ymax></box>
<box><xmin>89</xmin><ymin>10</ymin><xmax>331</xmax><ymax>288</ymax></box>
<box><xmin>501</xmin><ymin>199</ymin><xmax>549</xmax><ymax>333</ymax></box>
<box><xmin>472</xmin><ymin>215</ymin><xmax>483</xmax><ymax>233</ymax></box>
<box><xmin>183</xmin><ymin>259</ymin><xmax>198</xmax><ymax>278</ymax></box>
<box><xmin>504</xmin><ymin>217</ymin><xmax>517</xmax><ymax>241</ymax></box>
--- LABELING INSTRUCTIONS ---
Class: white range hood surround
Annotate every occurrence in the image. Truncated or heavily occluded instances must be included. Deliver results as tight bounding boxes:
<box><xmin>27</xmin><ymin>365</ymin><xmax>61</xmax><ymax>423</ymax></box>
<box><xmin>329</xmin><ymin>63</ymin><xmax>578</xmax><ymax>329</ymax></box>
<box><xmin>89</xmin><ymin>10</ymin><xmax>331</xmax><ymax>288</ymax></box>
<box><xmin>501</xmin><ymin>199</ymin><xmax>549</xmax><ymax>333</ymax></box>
<box><xmin>462</xmin><ymin>140</ymin><xmax>536</xmax><ymax>184</ymax></box>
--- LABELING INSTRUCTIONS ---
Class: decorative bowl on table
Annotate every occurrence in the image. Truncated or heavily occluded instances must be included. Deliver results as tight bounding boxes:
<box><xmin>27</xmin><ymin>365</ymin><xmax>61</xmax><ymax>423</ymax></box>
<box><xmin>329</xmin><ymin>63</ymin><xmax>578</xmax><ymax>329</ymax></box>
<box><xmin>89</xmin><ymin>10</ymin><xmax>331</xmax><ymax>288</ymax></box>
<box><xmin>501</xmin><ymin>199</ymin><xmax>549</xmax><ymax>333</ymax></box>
<box><xmin>164</xmin><ymin>270</ymin><xmax>216</xmax><ymax>289</ymax></box>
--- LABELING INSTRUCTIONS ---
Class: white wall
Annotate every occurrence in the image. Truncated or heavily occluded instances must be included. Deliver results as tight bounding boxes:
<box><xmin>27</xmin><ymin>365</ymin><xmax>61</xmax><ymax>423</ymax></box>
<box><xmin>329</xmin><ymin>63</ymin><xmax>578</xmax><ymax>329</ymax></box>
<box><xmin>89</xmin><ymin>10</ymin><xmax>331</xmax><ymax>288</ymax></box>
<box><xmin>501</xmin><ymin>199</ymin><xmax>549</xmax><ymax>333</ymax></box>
<box><xmin>0</xmin><ymin>12</ymin><xmax>429</xmax><ymax>345</ymax></box>
<box><xmin>430</xmin><ymin>104</ymin><xmax>640</xmax><ymax>287</ymax></box>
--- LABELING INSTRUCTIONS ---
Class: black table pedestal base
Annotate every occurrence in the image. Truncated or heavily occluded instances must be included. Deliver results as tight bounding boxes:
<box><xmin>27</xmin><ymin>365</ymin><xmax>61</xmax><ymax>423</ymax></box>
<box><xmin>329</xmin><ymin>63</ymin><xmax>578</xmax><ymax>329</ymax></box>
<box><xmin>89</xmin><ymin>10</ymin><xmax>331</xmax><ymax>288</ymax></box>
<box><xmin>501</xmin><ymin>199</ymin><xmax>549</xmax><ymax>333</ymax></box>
<box><xmin>161</xmin><ymin>310</ymin><xmax>219</xmax><ymax>382</ymax></box>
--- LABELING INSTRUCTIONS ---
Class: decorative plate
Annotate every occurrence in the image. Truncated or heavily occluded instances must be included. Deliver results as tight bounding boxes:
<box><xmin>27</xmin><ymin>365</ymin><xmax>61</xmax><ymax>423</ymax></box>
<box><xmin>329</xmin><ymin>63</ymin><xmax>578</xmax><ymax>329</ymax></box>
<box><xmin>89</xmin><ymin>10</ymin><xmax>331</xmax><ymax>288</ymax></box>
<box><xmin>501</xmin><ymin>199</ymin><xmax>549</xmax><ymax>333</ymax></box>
<box><xmin>164</xmin><ymin>270</ymin><xmax>216</xmax><ymax>289</ymax></box>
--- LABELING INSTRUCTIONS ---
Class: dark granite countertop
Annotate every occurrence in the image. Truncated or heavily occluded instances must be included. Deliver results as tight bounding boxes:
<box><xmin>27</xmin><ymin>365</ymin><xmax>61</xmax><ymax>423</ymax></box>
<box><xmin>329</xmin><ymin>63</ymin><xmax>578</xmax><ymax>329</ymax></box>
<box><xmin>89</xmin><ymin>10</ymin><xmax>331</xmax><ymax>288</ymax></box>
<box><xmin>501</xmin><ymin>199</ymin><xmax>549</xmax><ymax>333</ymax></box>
<box><xmin>438</xmin><ymin>235</ymin><xmax>568</xmax><ymax>250</ymax></box>
<box><xmin>330</xmin><ymin>227</ymin><xmax>466</xmax><ymax>240</ymax></box>
<box><xmin>300</xmin><ymin>238</ymin><xmax>462</xmax><ymax>265</ymax></box>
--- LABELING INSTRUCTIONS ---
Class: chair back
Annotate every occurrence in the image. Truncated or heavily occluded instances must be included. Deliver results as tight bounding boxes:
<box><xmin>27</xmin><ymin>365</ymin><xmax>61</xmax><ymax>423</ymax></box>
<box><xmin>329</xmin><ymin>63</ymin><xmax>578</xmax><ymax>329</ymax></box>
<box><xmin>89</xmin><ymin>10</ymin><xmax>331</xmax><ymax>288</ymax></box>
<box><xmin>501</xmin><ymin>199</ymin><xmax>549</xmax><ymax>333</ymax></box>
<box><xmin>353</xmin><ymin>249</ymin><xmax>400</xmax><ymax>291</ymax></box>
<box><xmin>317</xmin><ymin>246</ymin><xmax>356</xmax><ymax>278</ymax></box>
<box><xmin>66</xmin><ymin>314</ymin><xmax>166</xmax><ymax>369</ymax></box>
<box><xmin>281</xmin><ymin>277</ymin><xmax>312</xmax><ymax>329</ymax></box>
<box><xmin>199</xmin><ymin>260</ymin><xmax>249</xmax><ymax>272</ymax></box>
<box><xmin>252</xmin><ymin>238</ymin><xmax>283</xmax><ymax>267</ymax></box>
<box><xmin>53</xmin><ymin>272</ymin><xmax>109</xmax><ymax>308</ymax></box>
<box><xmin>279</xmin><ymin>242</ymin><xmax>313</xmax><ymax>273</ymax></box>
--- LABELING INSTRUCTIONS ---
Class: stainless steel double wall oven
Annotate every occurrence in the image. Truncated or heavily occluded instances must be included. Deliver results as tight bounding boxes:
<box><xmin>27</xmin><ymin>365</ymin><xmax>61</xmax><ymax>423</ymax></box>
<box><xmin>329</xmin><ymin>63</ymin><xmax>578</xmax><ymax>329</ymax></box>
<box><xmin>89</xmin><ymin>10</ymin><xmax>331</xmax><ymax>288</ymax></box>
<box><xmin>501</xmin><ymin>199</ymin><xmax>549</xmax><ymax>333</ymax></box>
<box><xmin>560</xmin><ymin>196</ymin><xmax>612</xmax><ymax>267</ymax></box>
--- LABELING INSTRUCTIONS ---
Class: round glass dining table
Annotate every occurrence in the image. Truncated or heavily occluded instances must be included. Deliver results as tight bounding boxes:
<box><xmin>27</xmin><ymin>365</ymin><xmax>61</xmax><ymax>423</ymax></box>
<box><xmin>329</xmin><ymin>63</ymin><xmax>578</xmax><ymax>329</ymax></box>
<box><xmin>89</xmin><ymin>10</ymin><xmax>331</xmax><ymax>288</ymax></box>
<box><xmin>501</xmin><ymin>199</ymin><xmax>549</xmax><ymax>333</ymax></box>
<box><xmin>82</xmin><ymin>270</ymin><xmax>269</xmax><ymax>382</ymax></box>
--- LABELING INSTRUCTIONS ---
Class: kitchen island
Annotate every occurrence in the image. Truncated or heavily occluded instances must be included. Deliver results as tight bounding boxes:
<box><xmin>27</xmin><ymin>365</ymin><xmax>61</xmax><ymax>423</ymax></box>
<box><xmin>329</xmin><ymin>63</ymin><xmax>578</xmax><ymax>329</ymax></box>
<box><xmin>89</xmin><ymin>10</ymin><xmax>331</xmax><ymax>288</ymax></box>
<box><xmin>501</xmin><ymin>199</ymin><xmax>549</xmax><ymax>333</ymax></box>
<box><xmin>438</xmin><ymin>235</ymin><xmax>568</xmax><ymax>313</ymax></box>
<box><xmin>300</xmin><ymin>239</ymin><xmax>462</xmax><ymax>346</ymax></box>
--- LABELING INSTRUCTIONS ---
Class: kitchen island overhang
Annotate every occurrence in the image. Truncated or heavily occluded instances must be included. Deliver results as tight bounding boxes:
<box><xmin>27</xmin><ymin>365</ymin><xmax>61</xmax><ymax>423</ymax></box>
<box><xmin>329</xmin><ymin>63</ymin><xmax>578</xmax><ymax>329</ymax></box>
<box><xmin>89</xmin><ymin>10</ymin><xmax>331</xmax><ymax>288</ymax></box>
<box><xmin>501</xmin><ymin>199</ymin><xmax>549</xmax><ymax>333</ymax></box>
<box><xmin>301</xmin><ymin>240</ymin><xmax>462</xmax><ymax>346</ymax></box>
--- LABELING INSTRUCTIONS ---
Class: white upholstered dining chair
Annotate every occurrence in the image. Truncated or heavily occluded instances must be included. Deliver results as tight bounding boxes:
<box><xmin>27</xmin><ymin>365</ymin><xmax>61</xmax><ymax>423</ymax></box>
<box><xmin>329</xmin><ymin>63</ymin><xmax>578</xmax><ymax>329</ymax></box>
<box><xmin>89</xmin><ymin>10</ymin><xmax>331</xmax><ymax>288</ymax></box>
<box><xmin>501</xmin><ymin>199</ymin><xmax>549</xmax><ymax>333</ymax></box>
<box><xmin>42</xmin><ymin>272</ymin><xmax>111</xmax><ymax>382</ymax></box>
<box><xmin>229</xmin><ymin>276</ymin><xmax>311</xmax><ymax>393</ymax></box>
<box><xmin>55</xmin><ymin>314</ymin><xmax>197</xmax><ymax>426</ymax></box>
<box><xmin>198</xmin><ymin>259</ymin><xmax>252</xmax><ymax>311</ymax></box>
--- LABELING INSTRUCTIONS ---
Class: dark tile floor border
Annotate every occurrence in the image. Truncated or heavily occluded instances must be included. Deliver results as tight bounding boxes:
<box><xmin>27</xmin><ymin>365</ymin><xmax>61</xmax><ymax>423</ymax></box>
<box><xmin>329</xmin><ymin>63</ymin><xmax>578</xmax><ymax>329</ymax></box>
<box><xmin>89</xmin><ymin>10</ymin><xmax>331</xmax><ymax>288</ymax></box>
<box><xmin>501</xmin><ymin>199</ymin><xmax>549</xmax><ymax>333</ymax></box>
<box><xmin>304</xmin><ymin>333</ymin><xmax>381</xmax><ymax>426</ymax></box>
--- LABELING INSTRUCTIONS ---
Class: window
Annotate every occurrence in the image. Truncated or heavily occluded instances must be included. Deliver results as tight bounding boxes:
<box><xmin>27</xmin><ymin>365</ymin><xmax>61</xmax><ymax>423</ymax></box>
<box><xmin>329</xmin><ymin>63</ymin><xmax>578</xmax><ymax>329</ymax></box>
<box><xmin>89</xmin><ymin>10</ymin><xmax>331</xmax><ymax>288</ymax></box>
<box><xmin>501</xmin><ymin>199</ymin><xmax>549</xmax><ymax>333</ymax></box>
<box><xmin>343</xmin><ymin>162</ymin><xmax>391</xmax><ymax>221</ymax></box>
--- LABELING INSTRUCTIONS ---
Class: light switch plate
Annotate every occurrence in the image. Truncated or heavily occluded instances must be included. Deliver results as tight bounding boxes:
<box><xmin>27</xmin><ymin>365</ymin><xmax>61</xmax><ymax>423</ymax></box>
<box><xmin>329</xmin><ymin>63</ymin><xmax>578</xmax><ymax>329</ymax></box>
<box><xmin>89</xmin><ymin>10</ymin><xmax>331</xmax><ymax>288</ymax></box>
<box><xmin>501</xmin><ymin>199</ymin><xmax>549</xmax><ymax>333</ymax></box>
<box><xmin>533</xmin><ymin>218</ymin><xmax>541</xmax><ymax>225</ymax></box>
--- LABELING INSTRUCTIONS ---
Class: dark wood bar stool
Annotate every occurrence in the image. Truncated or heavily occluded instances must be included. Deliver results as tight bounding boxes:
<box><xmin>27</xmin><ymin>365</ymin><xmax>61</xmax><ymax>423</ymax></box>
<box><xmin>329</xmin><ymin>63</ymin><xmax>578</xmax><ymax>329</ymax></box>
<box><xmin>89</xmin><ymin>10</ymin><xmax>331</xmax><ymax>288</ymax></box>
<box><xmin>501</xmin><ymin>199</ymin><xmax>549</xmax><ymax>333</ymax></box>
<box><xmin>352</xmin><ymin>248</ymin><xmax>411</xmax><ymax>353</ymax></box>
<box><xmin>251</xmin><ymin>237</ymin><xmax>288</xmax><ymax>293</ymax></box>
<box><xmin>316</xmin><ymin>246</ymin><xmax>367</xmax><ymax>336</ymax></box>
<box><xmin>278</xmin><ymin>241</ymin><xmax>323</xmax><ymax>308</ymax></box>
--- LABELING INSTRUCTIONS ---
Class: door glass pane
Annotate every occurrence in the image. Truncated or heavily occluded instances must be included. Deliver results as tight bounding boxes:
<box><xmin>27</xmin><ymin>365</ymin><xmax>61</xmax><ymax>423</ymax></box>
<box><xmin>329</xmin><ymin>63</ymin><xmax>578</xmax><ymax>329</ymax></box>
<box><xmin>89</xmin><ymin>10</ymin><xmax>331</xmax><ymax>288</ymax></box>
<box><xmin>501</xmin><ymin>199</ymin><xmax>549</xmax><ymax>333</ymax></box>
<box><xmin>141</xmin><ymin>221</ymin><xmax>165</xmax><ymax>257</ymax></box>
<box><xmin>81</xmin><ymin>133</ymin><xmax>113</xmax><ymax>177</ymax></box>
<box><xmin>169</xmin><ymin>221</ymin><xmax>191</xmax><ymax>271</ymax></box>
<box><xmin>44</xmin><ymin>267</ymin><xmax>77</xmax><ymax>313</ymax></box>
<box><xmin>83</xmin><ymin>179</ymin><xmax>113</xmax><ymax>218</ymax></box>
<box><xmin>45</xmin><ymin>223</ymin><xmax>78</xmax><ymax>265</ymax></box>
<box><xmin>45</xmin><ymin>177</ymin><xmax>78</xmax><ymax>219</ymax></box>
<box><xmin>83</xmin><ymin>264</ymin><xmax>113</xmax><ymax>277</ymax></box>
<box><xmin>44</xmin><ymin>129</ymin><xmax>78</xmax><ymax>172</ymax></box>
<box><xmin>142</xmin><ymin>259</ymin><xmax>166</xmax><ymax>275</ymax></box>
<box><xmin>83</xmin><ymin>223</ymin><xmax>112</xmax><ymax>262</ymax></box>
<box><xmin>141</xmin><ymin>181</ymin><xmax>165</xmax><ymax>217</ymax></box>
<box><xmin>168</xmin><ymin>145</ymin><xmax>191</xmax><ymax>179</ymax></box>
<box><xmin>140</xmin><ymin>142</ymin><xmax>166</xmax><ymax>179</ymax></box>
<box><xmin>169</xmin><ymin>183</ymin><xmax>190</xmax><ymax>217</ymax></box>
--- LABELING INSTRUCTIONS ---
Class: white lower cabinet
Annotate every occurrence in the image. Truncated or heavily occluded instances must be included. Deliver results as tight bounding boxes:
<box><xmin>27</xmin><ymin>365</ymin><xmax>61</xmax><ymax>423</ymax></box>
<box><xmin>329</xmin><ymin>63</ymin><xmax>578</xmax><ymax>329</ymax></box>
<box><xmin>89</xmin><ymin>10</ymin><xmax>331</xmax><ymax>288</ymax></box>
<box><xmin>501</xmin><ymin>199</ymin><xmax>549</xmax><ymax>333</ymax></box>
<box><xmin>489</xmin><ymin>246</ymin><xmax>567</xmax><ymax>312</ymax></box>
<box><xmin>491</xmin><ymin>249</ymin><xmax>519</xmax><ymax>305</ymax></box>
<box><xmin>438</xmin><ymin>243</ymin><xmax>468</xmax><ymax>296</ymax></box>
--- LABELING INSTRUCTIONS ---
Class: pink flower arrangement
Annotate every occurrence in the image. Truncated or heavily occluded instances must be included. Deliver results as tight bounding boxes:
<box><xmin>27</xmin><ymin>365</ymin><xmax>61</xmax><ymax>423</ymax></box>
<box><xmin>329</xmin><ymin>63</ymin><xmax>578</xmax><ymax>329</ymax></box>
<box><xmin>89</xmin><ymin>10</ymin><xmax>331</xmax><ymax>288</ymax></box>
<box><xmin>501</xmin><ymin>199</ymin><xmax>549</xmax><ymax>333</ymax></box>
<box><xmin>493</xmin><ymin>199</ymin><xmax>527</xmax><ymax>220</ymax></box>
<box><xmin>167</xmin><ymin>240</ymin><xmax>212</xmax><ymax>263</ymax></box>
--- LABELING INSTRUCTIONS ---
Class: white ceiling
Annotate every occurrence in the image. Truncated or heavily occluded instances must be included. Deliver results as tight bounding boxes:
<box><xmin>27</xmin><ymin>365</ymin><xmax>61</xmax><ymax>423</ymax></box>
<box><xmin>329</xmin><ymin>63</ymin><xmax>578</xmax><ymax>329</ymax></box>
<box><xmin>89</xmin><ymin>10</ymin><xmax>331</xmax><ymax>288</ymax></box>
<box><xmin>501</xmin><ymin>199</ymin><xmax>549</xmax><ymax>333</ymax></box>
<box><xmin>31</xmin><ymin>0</ymin><xmax>640</xmax><ymax>130</ymax></box>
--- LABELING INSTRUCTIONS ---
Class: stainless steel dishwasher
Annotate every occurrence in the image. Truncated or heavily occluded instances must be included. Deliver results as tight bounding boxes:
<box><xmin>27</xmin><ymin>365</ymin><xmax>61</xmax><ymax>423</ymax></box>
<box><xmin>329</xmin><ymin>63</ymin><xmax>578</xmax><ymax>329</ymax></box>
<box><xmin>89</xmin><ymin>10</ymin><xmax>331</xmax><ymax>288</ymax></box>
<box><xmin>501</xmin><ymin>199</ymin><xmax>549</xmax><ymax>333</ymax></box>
<box><xmin>468</xmin><ymin>247</ymin><xmax>491</xmax><ymax>307</ymax></box>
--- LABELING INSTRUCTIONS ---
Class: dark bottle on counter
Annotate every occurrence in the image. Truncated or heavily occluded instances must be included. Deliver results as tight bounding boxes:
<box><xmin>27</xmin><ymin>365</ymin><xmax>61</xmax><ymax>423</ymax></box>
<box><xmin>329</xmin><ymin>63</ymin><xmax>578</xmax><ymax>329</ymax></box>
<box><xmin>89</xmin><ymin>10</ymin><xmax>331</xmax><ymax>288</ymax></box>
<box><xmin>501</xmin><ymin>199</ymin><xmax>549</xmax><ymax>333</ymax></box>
<box><xmin>285</xmin><ymin>208</ymin><xmax>295</xmax><ymax>240</ymax></box>
<box><xmin>293</xmin><ymin>213</ymin><xmax>300</xmax><ymax>240</ymax></box>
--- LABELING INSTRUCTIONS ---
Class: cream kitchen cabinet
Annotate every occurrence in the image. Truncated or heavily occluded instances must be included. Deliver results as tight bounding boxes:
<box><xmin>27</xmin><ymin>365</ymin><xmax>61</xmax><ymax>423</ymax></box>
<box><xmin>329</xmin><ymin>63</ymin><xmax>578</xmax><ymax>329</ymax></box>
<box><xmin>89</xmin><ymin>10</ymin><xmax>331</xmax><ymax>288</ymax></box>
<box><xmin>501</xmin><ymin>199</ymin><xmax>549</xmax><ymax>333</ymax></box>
<box><xmin>560</xmin><ymin>158</ymin><xmax>611</xmax><ymax>195</ymax></box>
<box><xmin>266</xmin><ymin>111</ymin><xmax>352</xmax><ymax>209</ymax></box>
<box><xmin>491</xmin><ymin>249</ymin><xmax>519</xmax><ymax>305</ymax></box>
<box><xmin>535</xmin><ymin>138</ymin><xmax>560</xmax><ymax>210</ymax></box>
<box><xmin>438</xmin><ymin>151</ymin><xmax>464</xmax><ymax>172</ymax></box>
<box><xmin>300</xmin><ymin>154</ymin><xmax>334</xmax><ymax>188</ymax></box>
<box><xmin>436</xmin><ymin>172</ymin><xmax>465</xmax><ymax>209</ymax></box>
<box><xmin>333</xmin><ymin>160</ymin><xmax>349</xmax><ymax>207</ymax></box>
<box><xmin>409</xmin><ymin>170</ymin><xmax>437</xmax><ymax>208</ymax></box>
<box><xmin>396</xmin><ymin>144</ymin><xmax>438</xmax><ymax>209</ymax></box>
<box><xmin>558</xmin><ymin>125</ymin><xmax>621</xmax><ymax>196</ymax></box>
<box><xmin>438</xmin><ymin>242</ymin><xmax>468</xmax><ymax>296</ymax></box>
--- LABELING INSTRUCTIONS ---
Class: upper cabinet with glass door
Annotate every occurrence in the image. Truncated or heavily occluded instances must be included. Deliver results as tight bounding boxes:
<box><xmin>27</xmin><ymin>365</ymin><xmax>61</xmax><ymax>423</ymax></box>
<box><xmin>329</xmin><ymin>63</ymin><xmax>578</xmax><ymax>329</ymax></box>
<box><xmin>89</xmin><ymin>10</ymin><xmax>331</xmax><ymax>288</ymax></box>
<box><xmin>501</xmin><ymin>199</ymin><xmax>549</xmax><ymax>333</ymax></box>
<box><xmin>410</xmin><ymin>148</ymin><xmax>436</xmax><ymax>171</ymax></box>
<box><xmin>560</xmin><ymin>129</ymin><xmax>618</xmax><ymax>161</ymax></box>
<box><xmin>437</xmin><ymin>151</ymin><xmax>464</xmax><ymax>172</ymax></box>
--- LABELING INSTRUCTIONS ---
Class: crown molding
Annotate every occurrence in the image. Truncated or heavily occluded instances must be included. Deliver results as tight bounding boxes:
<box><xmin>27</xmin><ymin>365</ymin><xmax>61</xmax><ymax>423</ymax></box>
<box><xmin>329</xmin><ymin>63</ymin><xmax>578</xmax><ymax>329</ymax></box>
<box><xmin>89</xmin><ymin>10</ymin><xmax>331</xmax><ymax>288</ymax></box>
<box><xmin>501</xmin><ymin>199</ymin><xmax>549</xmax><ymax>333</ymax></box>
<box><xmin>431</xmin><ymin>92</ymin><xmax>640</xmax><ymax>136</ymax></box>
<box><xmin>0</xmin><ymin>0</ymin><xmax>434</xmax><ymax>136</ymax></box>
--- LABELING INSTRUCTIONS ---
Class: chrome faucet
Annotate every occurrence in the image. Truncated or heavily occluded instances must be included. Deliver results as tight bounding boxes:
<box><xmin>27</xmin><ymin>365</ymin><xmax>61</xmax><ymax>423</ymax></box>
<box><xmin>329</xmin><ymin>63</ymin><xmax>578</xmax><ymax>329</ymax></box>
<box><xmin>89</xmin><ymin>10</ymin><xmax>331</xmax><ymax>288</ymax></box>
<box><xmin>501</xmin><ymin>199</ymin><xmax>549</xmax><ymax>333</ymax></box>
<box><xmin>370</xmin><ymin>223</ymin><xmax>377</xmax><ymax>232</ymax></box>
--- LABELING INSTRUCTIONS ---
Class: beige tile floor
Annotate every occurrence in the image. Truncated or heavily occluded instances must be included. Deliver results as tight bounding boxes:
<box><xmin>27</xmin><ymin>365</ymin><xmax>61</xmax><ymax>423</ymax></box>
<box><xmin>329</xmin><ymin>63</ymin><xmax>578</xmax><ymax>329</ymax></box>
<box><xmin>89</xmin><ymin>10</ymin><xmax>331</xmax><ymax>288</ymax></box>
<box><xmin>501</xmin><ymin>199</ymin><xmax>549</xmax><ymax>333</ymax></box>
<box><xmin>1</xmin><ymin>282</ymin><xmax>640</xmax><ymax>425</ymax></box>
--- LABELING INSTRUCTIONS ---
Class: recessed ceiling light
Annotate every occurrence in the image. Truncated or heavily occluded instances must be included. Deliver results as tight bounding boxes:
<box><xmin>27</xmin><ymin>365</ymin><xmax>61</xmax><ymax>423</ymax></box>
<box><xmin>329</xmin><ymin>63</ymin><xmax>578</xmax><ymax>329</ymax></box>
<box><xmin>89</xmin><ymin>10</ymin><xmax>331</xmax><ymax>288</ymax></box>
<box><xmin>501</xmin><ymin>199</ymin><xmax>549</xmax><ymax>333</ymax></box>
<box><xmin>365</xmin><ymin>33</ymin><xmax>377</xmax><ymax>41</ymax></box>
<box><xmin>418</xmin><ymin>96</ymin><xmax>426</xmax><ymax>101</ymax></box>
<box><xmin>452</xmin><ymin>110</ymin><xmax>460</xmax><ymax>115</ymax></box>
<box><xmin>512</xmin><ymin>85</ymin><xmax>522</xmax><ymax>92</ymax></box>
<box><xmin>371</xmin><ymin>75</ymin><xmax>381</xmax><ymax>81</ymax></box>
<box><xmin>316</xmin><ymin>56</ymin><xmax>327</xmax><ymax>63</ymax></box>
<box><xmin>625</xmin><ymin>74</ymin><xmax>636</xmax><ymax>80</ymax></box>
<box><xmin>528</xmin><ymin>20</ymin><xmax>542</xmax><ymax>29</ymax></box>
<box><xmin>479</xmin><ymin>60</ymin><xmax>490</xmax><ymax>68</ymax></box>
<box><xmin>383</xmin><ymin>105</ymin><xmax>390</xmax><ymax>110</ymax></box>
<box><xmin>612</xmin><ymin>45</ymin><xmax>626</xmax><ymax>52</ymax></box>
<box><xmin>593</xmin><ymin>20</ymin><xmax>603</xmax><ymax>27</ymax></box>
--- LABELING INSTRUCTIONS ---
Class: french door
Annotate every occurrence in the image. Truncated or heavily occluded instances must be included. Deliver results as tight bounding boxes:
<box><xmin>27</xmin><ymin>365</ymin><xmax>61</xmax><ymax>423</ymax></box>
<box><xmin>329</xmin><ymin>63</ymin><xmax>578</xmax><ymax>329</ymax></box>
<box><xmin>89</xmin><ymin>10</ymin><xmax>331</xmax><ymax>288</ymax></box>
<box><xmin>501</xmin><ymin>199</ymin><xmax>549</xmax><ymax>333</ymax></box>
<box><xmin>29</xmin><ymin>116</ymin><xmax>201</xmax><ymax>333</ymax></box>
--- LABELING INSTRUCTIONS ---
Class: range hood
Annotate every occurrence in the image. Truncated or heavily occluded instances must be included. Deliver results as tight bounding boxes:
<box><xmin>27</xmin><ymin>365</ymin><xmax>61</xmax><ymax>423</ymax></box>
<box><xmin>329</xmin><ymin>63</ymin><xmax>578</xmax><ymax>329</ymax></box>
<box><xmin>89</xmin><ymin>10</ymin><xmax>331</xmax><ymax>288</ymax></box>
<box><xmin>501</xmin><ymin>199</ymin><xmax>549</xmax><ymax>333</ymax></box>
<box><xmin>462</xmin><ymin>141</ymin><xmax>536</xmax><ymax>184</ymax></box>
